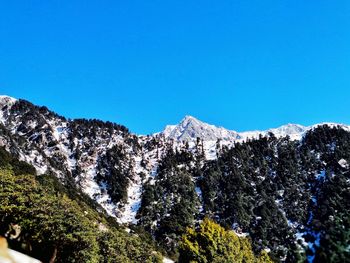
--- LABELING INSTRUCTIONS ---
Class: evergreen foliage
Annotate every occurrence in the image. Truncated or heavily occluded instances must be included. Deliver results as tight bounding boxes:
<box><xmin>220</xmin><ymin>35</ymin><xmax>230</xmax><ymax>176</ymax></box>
<box><xmin>179</xmin><ymin>218</ymin><xmax>273</xmax><ymax>263</ymax></box>
<box><xmin>138</xmin><ymin>126</ymin><xmax>350</xmax><ymax>262</ymax></box>
<box><xmin>96</xmin><ymin>144</ymin><xmax>133</xmax><ymax>203</ymax></box>
<box><xmin>0</xmin><ymin>148</ymin><xmax>162</xmax><ymax>263</ymax></box>
<box><xmin>137</xmin><ymin>147</ymin><xmax>199</xmax><ymax>256</ymax></box>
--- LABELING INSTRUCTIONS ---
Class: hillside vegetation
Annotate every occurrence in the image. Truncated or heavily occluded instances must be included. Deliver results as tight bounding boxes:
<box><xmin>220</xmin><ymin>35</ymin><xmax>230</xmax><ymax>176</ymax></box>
<box><xmin>0</xmin><ymin>147</ymin><xmax>162</xmax><ymax>263</ymax></box>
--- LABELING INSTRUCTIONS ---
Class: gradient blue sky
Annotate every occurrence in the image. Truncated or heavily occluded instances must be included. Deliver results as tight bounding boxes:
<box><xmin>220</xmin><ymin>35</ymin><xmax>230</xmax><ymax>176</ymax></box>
<box><xmin>1</xmin><ymin>1</ymin><xmax>349</xmax><ymax>134</ymax></box>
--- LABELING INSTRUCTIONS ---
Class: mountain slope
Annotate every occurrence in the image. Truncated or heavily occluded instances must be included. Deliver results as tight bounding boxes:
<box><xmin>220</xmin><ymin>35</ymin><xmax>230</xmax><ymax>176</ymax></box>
<box><xmin>1</xmin><ymin>95</ymin><xmax>349</xmax><ymax>262</ymax></box>
<box><xmin>0</xmin><ymin>146</ymin><xmax>163</xmax><ymax>263</ymax></box>
<box><xmin>0</xmin><ymin>96</ymin><xmax>143</xmax><ymax>223</ymax></box>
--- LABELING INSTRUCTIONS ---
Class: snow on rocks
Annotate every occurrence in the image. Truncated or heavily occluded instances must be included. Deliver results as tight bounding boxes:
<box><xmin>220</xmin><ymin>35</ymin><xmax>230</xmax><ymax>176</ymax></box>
<box><xmin>315</xmin><ymin>170</ymin><xmax>326</xmax><ymax>181</ymax></box>
<box><xmin>338</xmin><ymin>158</ymin><xmax>349</xmax><ymax>169</ymax></box>
<box><xmin>161</xmin><ymin>115</ymin><xmax>240</xmax><ymax>142</ymax></box>
<box><xmin>117</xmin><ymin>156</ymin><xmax>143</xmax><ymax>224</ymax></box>
<box><xmin>0</xmin><ymin>95</ymin><xmax>17</xmax><ymax>124</ymax></box>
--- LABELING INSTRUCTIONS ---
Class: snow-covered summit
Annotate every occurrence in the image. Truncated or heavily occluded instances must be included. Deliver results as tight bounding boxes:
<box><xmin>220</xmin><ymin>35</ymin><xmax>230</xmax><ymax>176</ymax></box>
<box><xmin>239</xmin><ymin>124</ymin><xmax>309</xmax><ymax>141</ymax></box>
<box><xmin>269</xmin><ymin>123</ymin><xmax>307</xmax><ymax>135</ymax></box>
<box><xmin>159</xmin><ymin>116</ymin><xmax>350</xmax><ymax>143</ymax></box>
<box><xmin>268</xmin><ymin>124</ymin><xmax>308</xmax><ymax>140</ymax></box>
<box><xmin>162</xmin><ymin>115</ymin><xmax>240</xmax><ymax>142</ymax></box>
<box><xmin>0</xmin><ymin>95</ymin><xmax>17</xmax><ymax>107</ymax></box>
<box><xmin>160</xmin><ymin>116</ymin><xmax>310</xmax><ymax>142</ymax></box>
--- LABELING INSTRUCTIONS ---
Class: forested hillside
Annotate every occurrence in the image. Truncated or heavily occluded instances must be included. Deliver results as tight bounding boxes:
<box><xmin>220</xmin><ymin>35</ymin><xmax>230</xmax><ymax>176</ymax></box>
<box><xmin>137</xmin><ymin>126</ymin><xmax>350</xmax><ymax>262</ymax></box>
<box><xmin>0</xmin><ymin>96</ymin><xmax>349</xmax><ymax>262</ymax></box>
<box><xmin>0</xmin><ymin>147</ymin><xmax>163</xmax><ymax>262</ymax></box>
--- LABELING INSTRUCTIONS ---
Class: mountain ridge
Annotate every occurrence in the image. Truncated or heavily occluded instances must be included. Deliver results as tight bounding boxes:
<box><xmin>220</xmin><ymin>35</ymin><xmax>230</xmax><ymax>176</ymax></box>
<box><xmin>2</xmin><ymin>95</ymin><xmax>349</xmax><ymax>142</ymax></box>
<box><xmin>0</xmin><ymin>95</ymin><xmax>349</xmax><ymax>262</ymax></box>
<box><xmin>159</xmin><ymin>114</ymin><xmax>350</xmax><ymax>142</ymax></box>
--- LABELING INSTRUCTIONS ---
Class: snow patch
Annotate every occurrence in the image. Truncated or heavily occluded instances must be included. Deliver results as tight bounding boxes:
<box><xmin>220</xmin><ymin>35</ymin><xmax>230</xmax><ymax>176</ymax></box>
<box><xmin>163</xmin><ymin>257</ymin><xmax>174</xmax><ymax>263</ymax></box>
<box><xmin>315</xmin><ymin>170</ymin><xmax>326</xmax><ymax>181</ymax></box>
<box><xmin>0</xmin><ymin>95</ymin><xmax>17</xmax><ymax>124</ymax></box>
<box><xmin>7</xmin><ymin>249</ymin><xmax>41</xmax><ymax>263</ymax></box>
<box><xmin>195</xmin><ymin>186</ymin><xmax>204</xmax><ymax>213</ymax></box>
<box><xmin>338</xmin><ymin>159</ymin><xmax>349</xmax><ymax>169</ymax></box>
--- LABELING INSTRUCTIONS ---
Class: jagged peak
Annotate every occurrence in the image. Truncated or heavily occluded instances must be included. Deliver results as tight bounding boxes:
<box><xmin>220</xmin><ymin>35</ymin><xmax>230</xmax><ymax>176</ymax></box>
<box><xmin>161</xmin><ymin>115</ymin><xmax>239</xmax><ymax>142</ymax></box>
<box><xmin>178</xmin><ymin>115</ymin><xmax>225</xmax><ymax>128</ymax></box>
<box><xmin>182</xmin><ymin>115</ymin><xmax>197</xmax><ymax>121</ymax></box>
<box><xmin>159</xmin><ymin>114</ymin><xmax>350</xmax><ymax>143</ymax></box>
<box><xmin>179</xmin><ymin>115</ymin><xmax>207</xmax><ymax>126</ymax></box>
<box><xmin>162</xmin><ymin>116</ymin><xmax>206</xmax><ymax>136</ymax></box>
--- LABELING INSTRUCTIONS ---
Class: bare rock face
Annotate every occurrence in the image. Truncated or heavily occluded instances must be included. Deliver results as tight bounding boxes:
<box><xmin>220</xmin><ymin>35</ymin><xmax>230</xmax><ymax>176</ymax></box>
<box><xmin>0</xmin><ymin>236</ymin><xmax>41</xmax><ymax>263</ymax></box>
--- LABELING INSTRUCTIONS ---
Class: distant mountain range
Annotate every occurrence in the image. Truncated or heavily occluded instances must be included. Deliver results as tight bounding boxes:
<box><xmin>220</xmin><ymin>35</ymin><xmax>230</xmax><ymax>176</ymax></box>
<box><xmin>160</xmin><ymin>114</ymin><xmax>350</xmax><ymax>142</ymax></box>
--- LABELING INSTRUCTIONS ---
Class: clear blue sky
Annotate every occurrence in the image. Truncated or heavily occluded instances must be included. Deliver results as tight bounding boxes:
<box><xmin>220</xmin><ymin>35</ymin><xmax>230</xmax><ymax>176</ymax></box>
<box><xmin>1</xmin><ymin>1</ymin><xmax>349</xmax><ymax>134</ymax></box>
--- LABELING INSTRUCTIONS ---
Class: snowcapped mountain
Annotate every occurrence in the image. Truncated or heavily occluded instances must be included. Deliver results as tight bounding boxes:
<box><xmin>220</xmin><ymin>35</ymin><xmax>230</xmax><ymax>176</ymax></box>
<box><xmin>1</xmin><ymin>95</ymin><xmax>350</xmax><ymax>226</ymax></box>
<box><xmin>162</xmin><ymin>115</ymin><xmax>240</xmax><ymax>142</ymax></box>
<box><xmin>239</xmin><ymin>123</ymin><xmax>309</xmax><ymax>141</ymax></box>
<box><xmin>1</xmin><ymin>95</ymin><xmax>350</xmax><ymax>261</ymax></box>
<box><xmin>160</xmin><ymin>115</ymin><xmax>350</xmax><ymax>143</ymax></box>
<box><xmin>160</xmin><ymin>115</ymin><xmax>308</xmax><ymax>142</ymax></box>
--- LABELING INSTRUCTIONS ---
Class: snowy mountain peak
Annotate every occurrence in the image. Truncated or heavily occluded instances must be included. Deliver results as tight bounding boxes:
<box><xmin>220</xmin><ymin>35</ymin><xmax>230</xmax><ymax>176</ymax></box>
<box><xmin>238</xmin><ymin>123</ymin><xmax>309</xmax><ymax>141</ymax></box>
<box><xmin>273</xmin><ymin>123</ymin><xmax>307</xmax><ymax>133</ymax></box>
<box><xmin>179</xmin><ymin>115</ymin><xmax>214</xmax><ymax>130</ymax></box>
<box><xmin>0</xmin><ymin>95</ymin><xmax>17</xmax><ymax>107</ymax></box>
<box><xmin>268</xmin><ymin>124</ymin><xmax>308</xmax><ymax>139</ymax></box>
<box><xmin>161</xmin><ymin>117</ymin><xmax>331</xmax><ymax>143</ymax></box>
<box><xmin>160</xmin><ymin>116</ymin><xmax>312</xmax><ymax>143</ymax></box>
<box><xmin>161</xmin><ymin>115</ymin><xmax>240</xmax><ymax>142</ymax></box>
<box><xmin>182</xmin><ymin>115</ymin><xmax>197</xmax><ymax>121</ymax></box>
